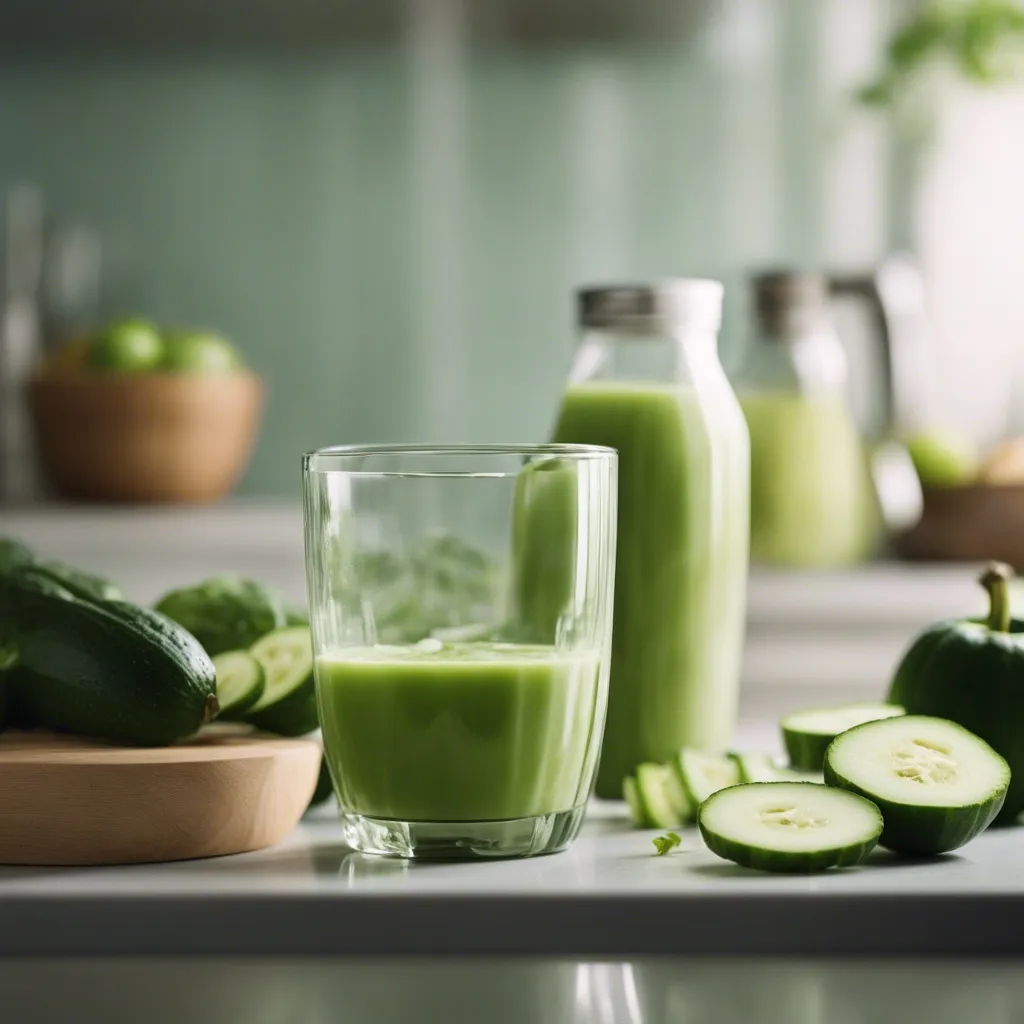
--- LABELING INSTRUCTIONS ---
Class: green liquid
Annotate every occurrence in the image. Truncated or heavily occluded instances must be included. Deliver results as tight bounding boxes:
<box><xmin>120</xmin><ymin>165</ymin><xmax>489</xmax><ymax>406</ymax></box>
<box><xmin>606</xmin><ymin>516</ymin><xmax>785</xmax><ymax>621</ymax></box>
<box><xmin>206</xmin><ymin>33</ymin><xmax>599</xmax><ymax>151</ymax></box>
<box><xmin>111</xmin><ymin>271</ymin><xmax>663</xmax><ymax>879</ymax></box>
<box><xmin>510</xmin><ymin>458</ymin><xmax>579</xmax><ymax>643</ymax></box>
<box><xmin>553</xmin><ymin>381</ymin><xmax>749</xmax><ymax>797</ymax></box>
<box><xmin>741</xmin><ymin>391</ymin><xmax>878</xmax><ymax>567</ymax></box>
<box><xmin>316</xmin><ymin>641</ymin><xmax>602</xmax><ymax>822</ymax></box>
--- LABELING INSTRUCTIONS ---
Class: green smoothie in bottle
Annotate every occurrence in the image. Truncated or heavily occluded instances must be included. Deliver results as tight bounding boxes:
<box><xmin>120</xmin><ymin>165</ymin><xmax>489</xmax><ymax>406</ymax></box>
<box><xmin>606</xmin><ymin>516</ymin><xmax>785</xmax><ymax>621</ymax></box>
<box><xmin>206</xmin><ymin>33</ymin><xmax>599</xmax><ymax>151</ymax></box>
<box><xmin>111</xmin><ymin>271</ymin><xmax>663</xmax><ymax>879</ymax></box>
<box><xmin>551</xmin><ymin>283</ymin><xmax>749</xmax><ymax>798</ymax></box>
<box><xmin>737</xmin><ymin>271</ymin><xmax>880</xmax><ymax>568</ymax></box>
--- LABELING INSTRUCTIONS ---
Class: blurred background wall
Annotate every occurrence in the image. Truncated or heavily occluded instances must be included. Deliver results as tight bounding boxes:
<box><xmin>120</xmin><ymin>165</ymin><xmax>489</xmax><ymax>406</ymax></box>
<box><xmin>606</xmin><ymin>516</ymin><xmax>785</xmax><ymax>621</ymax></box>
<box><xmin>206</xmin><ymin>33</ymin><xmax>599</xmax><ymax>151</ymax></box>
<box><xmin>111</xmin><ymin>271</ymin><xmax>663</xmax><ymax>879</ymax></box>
<box><xmin>2</xmin><ymin>0</ymin><xmax>1020</xmax><ymax>496</ymax></box>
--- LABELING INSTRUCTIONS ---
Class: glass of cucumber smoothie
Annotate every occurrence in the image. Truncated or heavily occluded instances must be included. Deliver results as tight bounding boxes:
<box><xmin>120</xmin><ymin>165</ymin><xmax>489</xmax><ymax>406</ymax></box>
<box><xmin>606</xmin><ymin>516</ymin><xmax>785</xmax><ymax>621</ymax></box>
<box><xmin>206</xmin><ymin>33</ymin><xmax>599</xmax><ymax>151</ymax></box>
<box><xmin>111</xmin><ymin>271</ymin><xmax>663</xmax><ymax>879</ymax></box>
<box><xmin>302</xmin><ymin>444</ymin><xmax>617</xmax><ymax>859</ymax></box>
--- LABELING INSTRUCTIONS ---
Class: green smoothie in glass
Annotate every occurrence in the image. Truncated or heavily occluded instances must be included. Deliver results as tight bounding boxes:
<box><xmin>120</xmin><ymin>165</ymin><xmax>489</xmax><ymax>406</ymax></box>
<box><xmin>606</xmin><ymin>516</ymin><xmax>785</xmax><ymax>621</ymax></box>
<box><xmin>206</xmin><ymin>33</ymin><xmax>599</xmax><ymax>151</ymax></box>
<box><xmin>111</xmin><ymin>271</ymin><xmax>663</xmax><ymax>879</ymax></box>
<box><xmin>316</xmin><ymin>640</ymin><xmax>601</xmax><ymax>822</ymax></box>
<box><xmin>550</xmin><ymin>281</ymin><xmax>749</xmax><ymax>799</ymax></box>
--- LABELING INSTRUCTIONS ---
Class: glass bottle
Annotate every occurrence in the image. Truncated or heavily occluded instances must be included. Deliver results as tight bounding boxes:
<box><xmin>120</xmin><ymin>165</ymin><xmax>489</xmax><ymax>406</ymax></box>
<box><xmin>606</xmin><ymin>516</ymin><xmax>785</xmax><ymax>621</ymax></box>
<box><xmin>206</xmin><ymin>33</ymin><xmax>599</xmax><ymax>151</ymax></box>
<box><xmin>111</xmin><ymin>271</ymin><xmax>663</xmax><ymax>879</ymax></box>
<box><xmin>551</xmin><ymin>281</ymin><xmax>750</xmax><ymax>798</ymax></box>
<box><xmin>736</xmin><ymin>271</ymin><xmax>880</xmax><ymax>568</ymax></box>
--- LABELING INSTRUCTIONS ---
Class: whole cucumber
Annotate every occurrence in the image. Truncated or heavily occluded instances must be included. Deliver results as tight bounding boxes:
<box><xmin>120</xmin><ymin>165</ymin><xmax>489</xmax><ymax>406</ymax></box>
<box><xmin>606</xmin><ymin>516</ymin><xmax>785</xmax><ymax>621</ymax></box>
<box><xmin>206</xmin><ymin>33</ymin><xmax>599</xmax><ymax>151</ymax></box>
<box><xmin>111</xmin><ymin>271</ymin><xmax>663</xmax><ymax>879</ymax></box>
<box><xmin>0</xmin><ymin>569</ymin><xmax>218</xmax><ymax>746</ymax></box>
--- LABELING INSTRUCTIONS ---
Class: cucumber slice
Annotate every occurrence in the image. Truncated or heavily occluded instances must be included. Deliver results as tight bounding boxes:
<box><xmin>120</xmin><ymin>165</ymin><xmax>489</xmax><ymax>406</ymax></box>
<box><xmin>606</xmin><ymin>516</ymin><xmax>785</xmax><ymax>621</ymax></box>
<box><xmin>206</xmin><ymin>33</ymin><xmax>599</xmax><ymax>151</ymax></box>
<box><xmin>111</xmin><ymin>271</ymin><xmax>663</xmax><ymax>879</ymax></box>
<box><xmin>623</xmin><ymin>775</ymin><xmax>645</xmax><ymax>827</ymax></box>
<box><xmin>698</xmin><ymin>782</ymin><xmax>882</xmax><ymax>873</ymax></box>
<box><xmin>674</xmin><ymin>749</ymin><xmax>740</xmax><ymax>806</ymax></box>
<box><xmin>782</xmin><ymin>702</ymin><xmax>906</xmax><ymax>771</ymax></box>
<box><xmin>245</xmin><ymin>626</ymin><xmax>319</xmax><ymax>737</ymax></box>
<box><xmin>731</xmin><ymin>752</ymin><xmax>823</xmax><ymax>785</ymax></box>
<box><xmin>212</xmin><ymin>650</ymin><xmax>266</xmax><ymax>718</ymax></box>
<box><xmin>824</xmin><ymin>715</ymin><xmax>1010</xmax><ymax>855</ymax></box>
<box><xmin>636</xmin><ymin>762</ymin><xmax>691</xmax><ymax>828</ymax></box>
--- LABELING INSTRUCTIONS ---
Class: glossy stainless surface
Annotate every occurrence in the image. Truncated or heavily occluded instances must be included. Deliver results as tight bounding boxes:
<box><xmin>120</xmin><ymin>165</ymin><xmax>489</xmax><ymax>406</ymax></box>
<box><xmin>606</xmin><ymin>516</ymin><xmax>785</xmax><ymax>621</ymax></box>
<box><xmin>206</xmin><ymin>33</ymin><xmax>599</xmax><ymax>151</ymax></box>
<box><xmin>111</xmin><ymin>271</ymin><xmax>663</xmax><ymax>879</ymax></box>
<box><xmin>2</xmin><ymin>959</ymin><xmax>1024</xmax><ymax>1024</ymax></box>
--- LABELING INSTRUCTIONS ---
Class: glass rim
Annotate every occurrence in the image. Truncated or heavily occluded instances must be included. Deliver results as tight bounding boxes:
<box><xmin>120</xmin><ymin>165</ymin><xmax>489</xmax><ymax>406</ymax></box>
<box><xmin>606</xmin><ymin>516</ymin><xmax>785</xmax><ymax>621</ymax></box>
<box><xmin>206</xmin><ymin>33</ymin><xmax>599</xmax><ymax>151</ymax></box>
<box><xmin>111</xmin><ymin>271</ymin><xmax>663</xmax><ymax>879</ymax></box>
<box><xmin>303</xmin><ymin>442</ymin><xmax>616</xmax><ymax>476</ymax></box>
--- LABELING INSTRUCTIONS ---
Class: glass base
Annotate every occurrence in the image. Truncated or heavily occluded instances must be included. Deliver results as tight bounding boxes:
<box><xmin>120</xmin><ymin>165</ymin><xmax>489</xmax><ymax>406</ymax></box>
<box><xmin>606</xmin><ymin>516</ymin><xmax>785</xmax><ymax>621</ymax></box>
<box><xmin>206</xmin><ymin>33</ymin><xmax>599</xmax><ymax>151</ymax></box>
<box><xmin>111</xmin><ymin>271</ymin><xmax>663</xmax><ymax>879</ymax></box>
<box><xmin>341</xmin><ymin>806</ymin><xmax>586</xmax><ymax>860</ymax></box>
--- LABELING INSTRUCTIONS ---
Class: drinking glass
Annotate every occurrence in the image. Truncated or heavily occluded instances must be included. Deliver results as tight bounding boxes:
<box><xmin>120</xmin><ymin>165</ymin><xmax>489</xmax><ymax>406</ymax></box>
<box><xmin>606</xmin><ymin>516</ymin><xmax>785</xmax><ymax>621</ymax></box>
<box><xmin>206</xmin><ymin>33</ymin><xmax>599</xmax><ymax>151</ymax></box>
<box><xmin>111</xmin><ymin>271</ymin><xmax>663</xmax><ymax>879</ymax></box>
<box><xmin>302</xmin><ymin>443</ymin><xmax>617</xmax><ymax>859</ymax></box>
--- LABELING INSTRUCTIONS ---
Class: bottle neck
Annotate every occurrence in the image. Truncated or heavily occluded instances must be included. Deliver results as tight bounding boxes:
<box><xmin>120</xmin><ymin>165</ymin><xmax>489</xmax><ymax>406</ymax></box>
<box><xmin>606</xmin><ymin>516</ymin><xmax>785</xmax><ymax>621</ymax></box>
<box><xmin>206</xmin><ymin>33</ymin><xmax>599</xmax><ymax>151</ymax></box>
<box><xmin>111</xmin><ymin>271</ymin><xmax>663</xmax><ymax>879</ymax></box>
<box><xmin>572</xmin><ymin>326</ymin><xmax>724</xmax><ymax>388</ymax></box>
<box><xmin>741</xmin><ymin>320</ymin><xmax>849</xmax><ymax>400</ymax></box>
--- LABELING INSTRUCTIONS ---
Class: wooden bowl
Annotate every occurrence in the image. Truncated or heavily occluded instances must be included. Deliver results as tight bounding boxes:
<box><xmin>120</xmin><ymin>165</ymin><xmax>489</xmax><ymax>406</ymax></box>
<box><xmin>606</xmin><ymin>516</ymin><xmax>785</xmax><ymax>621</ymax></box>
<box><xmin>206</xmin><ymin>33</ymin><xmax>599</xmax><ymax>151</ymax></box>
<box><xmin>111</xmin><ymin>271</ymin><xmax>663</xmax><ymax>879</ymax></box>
<box><xmin>0</xmin><ymin>727</ymin><xmax>321</xmax><ymax>865</ymax></box>
<box><xmin>893</xmin><ymin>483</ymin><xmax>1024</xmax><ymax>570</ymax></box>
<box><xmin>29</xmin><ymin>371</ymin><xmax>263</xmax><ymax>503</ymax></box>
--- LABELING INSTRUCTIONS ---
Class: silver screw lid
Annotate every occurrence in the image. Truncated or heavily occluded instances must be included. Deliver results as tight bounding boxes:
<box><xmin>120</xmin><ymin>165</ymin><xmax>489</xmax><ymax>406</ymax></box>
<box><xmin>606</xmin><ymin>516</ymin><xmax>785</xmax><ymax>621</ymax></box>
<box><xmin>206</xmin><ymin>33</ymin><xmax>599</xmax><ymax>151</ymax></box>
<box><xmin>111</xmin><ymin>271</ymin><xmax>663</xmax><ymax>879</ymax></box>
<box><xmin>751</xmin><ymin>270</ymin><xmax>830</xmax><ymax>339</ymax></box>
<box><xmin>577</xmin><ymin>280</ymin><xmax>724</xmax><ymax>335</ymax></box>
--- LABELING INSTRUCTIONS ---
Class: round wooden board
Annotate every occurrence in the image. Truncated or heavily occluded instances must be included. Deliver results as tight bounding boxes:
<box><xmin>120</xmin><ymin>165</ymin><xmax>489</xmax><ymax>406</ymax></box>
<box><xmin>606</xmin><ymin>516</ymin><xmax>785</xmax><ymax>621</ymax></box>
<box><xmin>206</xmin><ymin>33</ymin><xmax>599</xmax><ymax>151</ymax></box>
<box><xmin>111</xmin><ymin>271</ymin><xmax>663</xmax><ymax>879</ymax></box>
<box><xmin>0</xmin><ymin>726</ymin><xmax>322</xmax><ymax>866</ymax></box>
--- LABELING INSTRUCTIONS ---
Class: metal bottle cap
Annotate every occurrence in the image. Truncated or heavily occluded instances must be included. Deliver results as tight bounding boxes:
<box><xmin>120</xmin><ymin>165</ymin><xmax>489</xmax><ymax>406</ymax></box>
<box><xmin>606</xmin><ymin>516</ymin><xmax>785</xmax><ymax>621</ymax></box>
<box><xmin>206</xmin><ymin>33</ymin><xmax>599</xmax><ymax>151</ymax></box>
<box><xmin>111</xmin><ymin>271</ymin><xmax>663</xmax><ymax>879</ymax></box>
<box><xmin>752</xmin><ymin>270</ymin><xmax>829</xmax><ymax>339</ymax></box>
<box><xmin>577</xmin><ymin>280</ymin><xmax>724</xmax><ymax>335</ymax></box>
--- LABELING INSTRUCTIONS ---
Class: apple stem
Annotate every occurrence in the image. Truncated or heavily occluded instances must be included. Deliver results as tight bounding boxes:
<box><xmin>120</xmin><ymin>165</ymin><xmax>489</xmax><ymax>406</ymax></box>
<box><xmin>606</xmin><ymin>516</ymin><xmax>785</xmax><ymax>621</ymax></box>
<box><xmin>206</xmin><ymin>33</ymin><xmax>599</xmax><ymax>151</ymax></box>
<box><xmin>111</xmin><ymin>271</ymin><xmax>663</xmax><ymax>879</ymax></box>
<box><xmin>980</xmin><ymin>562</ymin><xmax>1014</xmax><ymax>634</ymax></box>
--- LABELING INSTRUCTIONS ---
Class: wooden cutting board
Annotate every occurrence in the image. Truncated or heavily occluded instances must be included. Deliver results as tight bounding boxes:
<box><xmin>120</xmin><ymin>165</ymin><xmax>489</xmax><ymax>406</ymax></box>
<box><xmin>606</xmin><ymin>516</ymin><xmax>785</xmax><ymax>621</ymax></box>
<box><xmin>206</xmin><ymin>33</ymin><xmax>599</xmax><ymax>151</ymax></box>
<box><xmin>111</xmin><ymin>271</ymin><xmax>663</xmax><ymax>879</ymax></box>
<box><xmin>0</xmin><ymin>726</ymin><xmax>322</xmax><ymax>866</ymax></box>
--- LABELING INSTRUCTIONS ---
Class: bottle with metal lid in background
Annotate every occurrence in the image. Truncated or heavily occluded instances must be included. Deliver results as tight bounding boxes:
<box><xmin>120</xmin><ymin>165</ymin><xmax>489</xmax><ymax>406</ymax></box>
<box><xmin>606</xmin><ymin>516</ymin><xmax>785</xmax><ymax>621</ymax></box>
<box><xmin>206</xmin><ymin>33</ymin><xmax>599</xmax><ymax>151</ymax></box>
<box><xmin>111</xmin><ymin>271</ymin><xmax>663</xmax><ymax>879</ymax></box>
<box><xmin>551</xmin><ymin>280</ymin><xmax>749</xmax><ymax>798</ymax></box>
<box><xmin>736</xmin><ymin>270</ymin><xmax>881</xmax><ymax>568</ymax></box>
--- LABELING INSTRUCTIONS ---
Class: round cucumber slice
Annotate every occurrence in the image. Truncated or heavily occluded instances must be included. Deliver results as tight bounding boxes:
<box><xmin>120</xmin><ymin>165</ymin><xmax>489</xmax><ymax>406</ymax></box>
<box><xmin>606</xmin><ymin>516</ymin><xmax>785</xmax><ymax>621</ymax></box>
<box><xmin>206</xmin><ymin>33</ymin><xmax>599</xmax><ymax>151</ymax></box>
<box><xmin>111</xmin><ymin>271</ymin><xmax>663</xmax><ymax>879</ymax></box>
<box><xmin>824</xmin><ymin>715</ymin><xmax>1010</xmax><ymax>855</ymax></box>
<box><xmin>731</xmin><ymin>752</ymin><xmax>822</xmax><ymax>785</ymax></box>
<box><xmin>636</xmin><ymin>762</ymin><xmax>691</xmax><ymax>828</ymax></box>
<box><xmin>212</xmin><ymin>649</ymin><xmax>265</xmax><ymax>718</ymax></box>
<box><xmin>698</xmin><ymin>782</ymin><xmax>882</xmax><ymax>873</ymax></box>
<box><xmin>622</xmin><ymin>775</ymin><xmax>645</xmax><ymax>827</ymax></box>
<box><xmin>674</xmin><ymin>749</ymin><xmax>740</xmax><ymax>806</ymax></box>
<box><xmin>782</xmin><ymin>702</ymin><xmax>906</xmax><ymax>771</ymax></box>
<box><xmin>245</xmin><ymin>626</ymin><xmax>319</xmax><ymax>737</ymax></box>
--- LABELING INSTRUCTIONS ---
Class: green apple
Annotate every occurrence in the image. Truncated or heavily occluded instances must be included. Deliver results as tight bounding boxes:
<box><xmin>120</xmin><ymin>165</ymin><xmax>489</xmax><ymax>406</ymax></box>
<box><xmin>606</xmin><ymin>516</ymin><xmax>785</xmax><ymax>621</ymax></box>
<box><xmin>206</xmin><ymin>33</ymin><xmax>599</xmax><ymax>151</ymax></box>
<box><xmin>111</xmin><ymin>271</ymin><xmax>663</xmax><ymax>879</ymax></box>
<box><xmin>88</xmin><ymin>318</ymin><xmax>164</xmax><ymax>372</ymax></box>
<box><xmin>162</xmin><ymin>330</ymin><xmax>242</xmax><ymax>374</ymax></box>
<box><xmin>904</xmin><ymin>430</ymin><xmax>978</xmax><ymax>488</ymax></box>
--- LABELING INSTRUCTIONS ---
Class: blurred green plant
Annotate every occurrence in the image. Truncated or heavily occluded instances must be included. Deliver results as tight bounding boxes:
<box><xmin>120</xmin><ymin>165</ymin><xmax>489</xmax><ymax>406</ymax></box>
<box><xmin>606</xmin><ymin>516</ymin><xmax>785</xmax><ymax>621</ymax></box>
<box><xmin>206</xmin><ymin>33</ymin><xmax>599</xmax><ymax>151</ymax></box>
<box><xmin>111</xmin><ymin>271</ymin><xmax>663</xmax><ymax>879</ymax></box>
<box><xmin>859</xmin><ymin>0</ymin><xmax>1024</xmax><ymax>107</ymax></box>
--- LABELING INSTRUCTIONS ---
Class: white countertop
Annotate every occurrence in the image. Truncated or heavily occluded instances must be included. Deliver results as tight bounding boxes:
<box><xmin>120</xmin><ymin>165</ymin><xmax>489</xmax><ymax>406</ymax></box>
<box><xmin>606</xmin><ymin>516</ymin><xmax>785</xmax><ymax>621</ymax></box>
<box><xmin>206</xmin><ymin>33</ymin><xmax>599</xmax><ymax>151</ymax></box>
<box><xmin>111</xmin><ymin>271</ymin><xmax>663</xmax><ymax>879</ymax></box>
<box><xmin>1</xmin><ymin>794</ymin><xmax>1022</xmax><ymax>958</ymax></box>
<box><xmin>0</xmin><ymin>721</ymin><xmax>1021</xmax><ymax>959</ymax></box>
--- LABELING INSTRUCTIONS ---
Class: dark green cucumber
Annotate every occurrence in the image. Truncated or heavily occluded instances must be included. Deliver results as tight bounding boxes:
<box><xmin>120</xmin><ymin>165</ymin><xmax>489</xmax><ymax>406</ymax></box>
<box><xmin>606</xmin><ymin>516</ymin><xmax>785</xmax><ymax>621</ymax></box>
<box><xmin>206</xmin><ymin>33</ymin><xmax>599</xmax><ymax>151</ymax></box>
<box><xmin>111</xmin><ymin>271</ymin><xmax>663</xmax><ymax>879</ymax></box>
<box><xmin>32</xmin><ymin>560</ymin><xmax>123</xmax><ymax>603</ymax></box>
<box><xmin>698</xmin><ymin>782</ymin><xmax>882</xmax><ymax>873</ymax></box>
<box><xmin>0</xmin><ymin>538</ymin><xmax>33</xmax><ymax>572</ymax></box>
<box><xmin>0</xmin><ymin>573</ymin><xmax>218</xmax><ymax>746</ymax></box>
<box><xmin>155</xmin><ymin>576</ymin><xmax>287</xmax><ymax>657</ymax></box>
<box><xmin>307</xmin><ymin>757</ymin><xmax>334</xmax><ymax>810</ymax></box>
<box><xmin>824</xmin><ymin>715</ymin><xmax>1009</xmax><ymax>855</ymax></box>
<box><xmin>888</xmin><ymin>564</ymin><xmax>1024</xmax><ymax>825</ymax></box>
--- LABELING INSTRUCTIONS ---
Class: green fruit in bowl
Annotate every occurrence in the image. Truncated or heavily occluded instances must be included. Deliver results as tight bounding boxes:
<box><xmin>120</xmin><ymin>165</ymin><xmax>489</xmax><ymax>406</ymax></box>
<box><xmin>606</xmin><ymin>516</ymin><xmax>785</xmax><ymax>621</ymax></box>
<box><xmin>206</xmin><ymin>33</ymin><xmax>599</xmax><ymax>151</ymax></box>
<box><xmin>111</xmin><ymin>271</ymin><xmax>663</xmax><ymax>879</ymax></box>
<box><xmin>162</xmin><ymin>330</ymin><xmax>242</xmax><ymax>374</ymax></box>
<box><xmin>904</xmin><ymin>430</ymin><xmax>978</xmax><ymax>488</ymax></box>
<box><xmin>88</xmin><ymin>318</ymin><xmax>165</xmax><ymax>372</ymax></box>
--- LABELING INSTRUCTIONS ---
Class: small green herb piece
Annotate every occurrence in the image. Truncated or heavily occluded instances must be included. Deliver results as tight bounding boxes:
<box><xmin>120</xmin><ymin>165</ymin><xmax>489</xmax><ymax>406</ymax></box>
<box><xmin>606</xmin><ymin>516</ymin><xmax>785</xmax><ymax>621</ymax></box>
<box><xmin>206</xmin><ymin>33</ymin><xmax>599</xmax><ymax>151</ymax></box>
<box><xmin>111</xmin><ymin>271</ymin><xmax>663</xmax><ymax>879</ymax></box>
<box><xmin>652</xmin><ymin>831</ymin><xmax>683</xmax><ymax>856</ymax></box>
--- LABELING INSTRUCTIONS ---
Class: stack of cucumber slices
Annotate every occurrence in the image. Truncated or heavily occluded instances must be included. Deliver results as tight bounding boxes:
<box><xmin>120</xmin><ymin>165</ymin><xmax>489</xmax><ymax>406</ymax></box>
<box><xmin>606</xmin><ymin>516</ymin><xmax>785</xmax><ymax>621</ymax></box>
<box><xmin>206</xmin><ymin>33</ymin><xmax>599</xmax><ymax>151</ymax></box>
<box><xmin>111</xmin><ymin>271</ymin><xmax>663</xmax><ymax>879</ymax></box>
<box><xmin>212</xmin><ymin>627</ymin><xmax>318</xmax><ymax>737</ymax></box>
<box><xmin>623</xmin><ymin>701</ymin><xmax>1011</xmax><ymax>873</ymax></box>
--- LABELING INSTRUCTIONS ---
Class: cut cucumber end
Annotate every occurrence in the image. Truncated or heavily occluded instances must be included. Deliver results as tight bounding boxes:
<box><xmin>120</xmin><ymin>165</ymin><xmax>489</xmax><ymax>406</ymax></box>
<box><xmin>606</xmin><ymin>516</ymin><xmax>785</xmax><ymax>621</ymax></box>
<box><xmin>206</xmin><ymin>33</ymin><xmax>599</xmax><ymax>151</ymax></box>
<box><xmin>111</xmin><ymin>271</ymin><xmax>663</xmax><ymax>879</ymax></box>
<box><xmin>782</xmin><ymin>702</ymin><xmax>906</xmax><ymax>771</ymax></box>
<box><xmin>623</xmin><ymin>776</ymin><xmax>644</xmax><ymax>827</ymax></box>
<box><xmin>698</xmin><ymin>782</ymin><xmax>882</xmax><ymax>873</ymax></box>
<box><xmin>674</xmin><ymin>749</ymin><xmax>740</xmax><ymax>806</ymax></box>
<box><xmin>636</xmin><ymin>762</ymin><xmax>691</xmax><ymax>828</ymax></box>
<box><xmin>245</xmin><ymin>626</ymin><xmax>319</xmax><ymax>737</ymax></box>
<box><xmin>212</xmin><ymin>649</ymin><xmax>266</xmax><ymax>717</ymax></box>
<box><xmin>731</xmin><ymin>751</ymin><xmax>823</xmax><ymax>785</ymax></box>
<box><xmin>824</xmin><ymin>715</ymin><xmax>1010</xmax><ymax>856</ymax></box>
<box><xmin>248</xmin><ymin>626</ymin><xmax>314</xmax><ymax>711</ymax></box>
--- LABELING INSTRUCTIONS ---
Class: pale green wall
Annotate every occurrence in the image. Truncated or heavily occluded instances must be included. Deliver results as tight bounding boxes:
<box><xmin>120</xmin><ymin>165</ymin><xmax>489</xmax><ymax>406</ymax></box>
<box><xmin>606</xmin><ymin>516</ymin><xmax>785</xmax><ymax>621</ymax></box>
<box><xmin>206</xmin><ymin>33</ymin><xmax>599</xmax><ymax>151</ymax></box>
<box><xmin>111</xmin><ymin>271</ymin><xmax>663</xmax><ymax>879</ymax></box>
<box><xmin>0</xmin><ymin>0</ymin><xmax>897</xmax><ymax>495</ymax></box>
